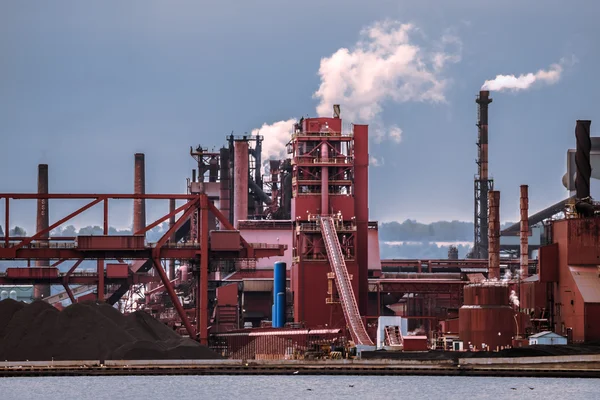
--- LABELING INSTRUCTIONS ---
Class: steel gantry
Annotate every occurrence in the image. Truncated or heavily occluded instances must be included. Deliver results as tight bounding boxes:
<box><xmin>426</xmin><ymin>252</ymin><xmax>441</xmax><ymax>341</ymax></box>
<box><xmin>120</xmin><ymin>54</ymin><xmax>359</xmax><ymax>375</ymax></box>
<box><xmin>0</xmin><ymin>193</ymin><xmax>286</xmax><ymax>344</ymax></box>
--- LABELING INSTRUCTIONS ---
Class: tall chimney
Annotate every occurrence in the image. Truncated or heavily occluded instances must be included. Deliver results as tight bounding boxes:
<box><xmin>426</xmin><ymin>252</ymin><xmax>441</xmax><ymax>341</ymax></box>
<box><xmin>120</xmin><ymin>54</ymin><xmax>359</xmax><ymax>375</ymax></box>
<box><xmin>169</xmin><ymin>198</ymin><xmax>176</xmax><ymax>279</ymax></box>
<box><xmin>353</xmin><ymin>124</ymin><xmax>369</xmax><ymax>316</ymax></box>
<box><xmin>34</xmin><ymin>164</ymin><xmax>51</xmax><ymax>299</ymax></box>
<box><xmin>520</xmin><ymin>185</ymin><xmax>529</xmax><ymax>278</ymax></box>
<box><xmin>488</xmin><ymin>190</ymin><xmax>500</xmax><ymax>280</ymax></box>
<box><xmin>233</xmin><ymin>140</ymin><xmax>249</xmax><ymax>228</ymax></box>
<box><xmin>133</xmin><ymin>153</ymin><xmax>146</xmax><ymax>234</ymax></box>
<box><xmin>219</xmin><ymin>147</ymin><xmax>231</xmax><ymax>223</ymax></box>
<box><xmin>475</xmin><ymin>90</ymin><xmax>493</xmax><ymax>259</ymax></box>
<box><xmin>575</xmin><ymin>120</ymin><xmax>592</xmax><ymax>199</ymax></box>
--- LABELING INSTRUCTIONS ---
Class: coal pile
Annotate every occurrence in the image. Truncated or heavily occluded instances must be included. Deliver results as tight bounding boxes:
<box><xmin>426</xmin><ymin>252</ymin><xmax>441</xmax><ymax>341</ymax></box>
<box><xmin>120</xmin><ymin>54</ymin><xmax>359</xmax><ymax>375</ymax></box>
<box><xmin>0</xmin><ymin>299</ymin><xmax>221</xmax><ymax>361</ymax></box>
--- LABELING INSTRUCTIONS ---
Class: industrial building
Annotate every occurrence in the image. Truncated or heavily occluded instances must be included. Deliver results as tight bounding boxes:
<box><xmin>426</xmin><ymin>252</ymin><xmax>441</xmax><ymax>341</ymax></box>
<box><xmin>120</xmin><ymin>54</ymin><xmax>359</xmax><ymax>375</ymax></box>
<box><xmin>0</xmin><ymin>93</ymin><xmax>599</xmax><ymax>360</ymax></box>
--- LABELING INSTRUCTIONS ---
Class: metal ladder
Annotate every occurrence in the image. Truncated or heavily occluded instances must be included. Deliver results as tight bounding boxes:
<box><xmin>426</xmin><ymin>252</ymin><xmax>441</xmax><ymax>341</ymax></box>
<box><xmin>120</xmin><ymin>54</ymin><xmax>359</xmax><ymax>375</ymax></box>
<box><xmin>320</xmin><ymin>216</ymin><xmax>373</xmax><ymax>346</ymax></box>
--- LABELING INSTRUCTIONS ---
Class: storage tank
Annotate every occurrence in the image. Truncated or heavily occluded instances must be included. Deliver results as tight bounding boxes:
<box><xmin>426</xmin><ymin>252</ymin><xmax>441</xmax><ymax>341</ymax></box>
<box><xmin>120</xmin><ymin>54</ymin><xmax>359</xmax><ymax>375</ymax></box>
<box><xmin>459</xmin><ymin>282</ymin><xmax>515</xmax><ymax>350</ymax></box>
<box><xmin>9</xmin><ymin>290</ymin><xmax>18</xmax><ymax>300</ymax></box>
<box><xmin>1</xmin><ymin>290</ymin><xmax>8</xmax><ymax>300</ymax></box>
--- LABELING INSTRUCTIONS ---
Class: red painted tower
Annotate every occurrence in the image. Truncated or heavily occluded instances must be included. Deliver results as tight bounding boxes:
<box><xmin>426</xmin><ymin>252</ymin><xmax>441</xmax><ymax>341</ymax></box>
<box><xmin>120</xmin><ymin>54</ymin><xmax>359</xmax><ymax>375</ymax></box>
<box><xmin>290</xmin><ymin>107</ymin><xmax>369</xmax><ymax>328</ymax></box>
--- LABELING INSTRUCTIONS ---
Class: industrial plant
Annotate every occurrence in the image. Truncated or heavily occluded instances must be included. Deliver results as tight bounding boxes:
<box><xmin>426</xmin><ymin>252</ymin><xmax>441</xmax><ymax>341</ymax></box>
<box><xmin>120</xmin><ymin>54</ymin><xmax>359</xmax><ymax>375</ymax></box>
<box><xmin>1</xmin><ymin>91</ymin><xmax>599</xmax><ymax>364</ymax></box>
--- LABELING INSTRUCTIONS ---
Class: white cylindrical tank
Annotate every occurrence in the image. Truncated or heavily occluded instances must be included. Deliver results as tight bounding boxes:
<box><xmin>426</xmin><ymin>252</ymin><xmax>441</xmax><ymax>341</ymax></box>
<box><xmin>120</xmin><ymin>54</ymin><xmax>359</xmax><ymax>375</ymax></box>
<box><xmin>1</xmin><ymin>290</ymin><xmax>8</xmax><ymax>300</ymax></box>
<box><xmin>9</xmin><ymin>290</ymin><xmax>17</xmax><ymax>300</ymax></box>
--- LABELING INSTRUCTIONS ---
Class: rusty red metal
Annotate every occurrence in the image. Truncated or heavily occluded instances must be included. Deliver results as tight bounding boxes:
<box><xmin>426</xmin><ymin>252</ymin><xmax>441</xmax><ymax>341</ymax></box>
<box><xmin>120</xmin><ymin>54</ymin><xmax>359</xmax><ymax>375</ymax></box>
<box><xmin>538</xmin><ymin>243</ymin><xmax>559</xmax><ymax>283</ymax></box>
<box><xmin>6</xmin><ymin>267</ymin><xmax>59</xmax><ymax>279</ymax></box>
<box><xmin>353</xmin><ymin>124</ymin><xmax>369</xmax><ymax>317</ymax></box>
<box><xmin>459</xmin><ymin>283</ymin><xmax>515</xmax><ymax>350</ymax></box>
<box><xmin>233</xmin><ymin>140</ymin><xmax>249</xmax><ymax>228</ymax></box>
<box><xmin>169</xmin><ymin>198</ymin><xmax>176</xmax><ymax>279</ymax></box>
<box><xmin>133</xmin><ymin>153</ymin><xmax>146</xmax><ymax>233</ymax></box>
<box><xmin>106</xmin><ymin>263</ymin><xmax>129</xmax><ymax>278</ymax></box>
<box><xmin>488</xmin><ymin>190</ymin><xmax>500</xmax><ymax>280</ymax></box>
<box><xmin>77</xmin><ymin>235</ymin><xmax>145</xmax><ymax>250</ymax></box>
<box><xmin>210</xmin><ymin>230</ymin><xmax>241</xmax><ymax>251</ymax></box>
<box><xmin>520</xmin><ymin>185</ymin><xmax>529</xmax><ymax>278</ymax></box>
<box><xmin>34</xmin><ymin>164</ymin><xmax>51</xmax><ymax>299</ymax></box>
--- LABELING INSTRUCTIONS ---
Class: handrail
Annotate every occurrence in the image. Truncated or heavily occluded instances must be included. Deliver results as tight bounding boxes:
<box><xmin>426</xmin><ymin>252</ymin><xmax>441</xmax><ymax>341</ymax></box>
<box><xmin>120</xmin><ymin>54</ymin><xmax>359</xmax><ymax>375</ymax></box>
<box><xmin>320</xmin><ymin>216</ymin><xmax>373</xmax><ymax>346</ymax></box>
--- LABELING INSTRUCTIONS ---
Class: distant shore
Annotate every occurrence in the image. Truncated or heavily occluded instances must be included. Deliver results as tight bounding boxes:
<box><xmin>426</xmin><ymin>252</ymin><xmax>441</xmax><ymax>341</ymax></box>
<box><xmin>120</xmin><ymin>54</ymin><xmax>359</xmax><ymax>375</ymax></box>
<box><xmin>2</xmin><ymin>355</ymin><xmax>600</xmax><ymax>378</ymax></box>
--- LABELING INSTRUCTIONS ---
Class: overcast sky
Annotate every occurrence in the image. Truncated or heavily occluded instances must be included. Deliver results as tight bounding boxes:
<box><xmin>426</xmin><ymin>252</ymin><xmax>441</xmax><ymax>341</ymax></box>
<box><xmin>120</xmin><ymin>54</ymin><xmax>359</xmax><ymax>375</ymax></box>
<box><xmin>1</xmin><ymin>0</ymin><xmax>599</xmax><ymax>232</ymax></box>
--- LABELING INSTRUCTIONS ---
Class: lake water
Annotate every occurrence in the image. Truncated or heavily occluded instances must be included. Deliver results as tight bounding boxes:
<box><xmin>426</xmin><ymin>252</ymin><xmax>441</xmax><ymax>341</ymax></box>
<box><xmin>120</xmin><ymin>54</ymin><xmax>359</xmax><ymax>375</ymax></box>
<box><xmin>0</xmin><ymin>375</ymin><xmax>597</xmax><ymax>399</ymax></box>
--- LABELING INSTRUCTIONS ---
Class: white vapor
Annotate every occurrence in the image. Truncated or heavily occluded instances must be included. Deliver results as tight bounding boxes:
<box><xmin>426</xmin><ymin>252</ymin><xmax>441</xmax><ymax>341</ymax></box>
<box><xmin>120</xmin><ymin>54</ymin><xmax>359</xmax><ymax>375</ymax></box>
<box><xmin>481</xmin><ymin>58</ymin><xmax>573</xmax><ymax>92</ymax></box>
<box><xmin>509</xmin><ymin>289</ymin><xmax>520</xmax><ymax>308</ymax></box>
<box><xmin>370</xmin><ymin>156</ymin><xmax>384</xmax><ymax>167</ymax></box>
<box><xmin>256</xmin><ymin>21</ymin><xmax>461</xmax><ymax>160</ymax></box>
<box><xmin>313</xmin><ymin>21</ymin><xmax>461</xmax><ymax>123</ymax></box>
<box><xmin>252</xmin><ymin>118</ymin><xmax>297</xmax><ymax>161</ymax></box>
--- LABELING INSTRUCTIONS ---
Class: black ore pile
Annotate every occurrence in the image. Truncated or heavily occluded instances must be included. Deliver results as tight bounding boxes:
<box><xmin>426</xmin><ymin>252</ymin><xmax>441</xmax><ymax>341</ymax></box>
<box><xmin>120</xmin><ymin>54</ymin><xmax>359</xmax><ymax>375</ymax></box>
<box><xmin>0</xmin><ymin>299</ymin><xmax>221</xmax><ymax>361</ymax></box>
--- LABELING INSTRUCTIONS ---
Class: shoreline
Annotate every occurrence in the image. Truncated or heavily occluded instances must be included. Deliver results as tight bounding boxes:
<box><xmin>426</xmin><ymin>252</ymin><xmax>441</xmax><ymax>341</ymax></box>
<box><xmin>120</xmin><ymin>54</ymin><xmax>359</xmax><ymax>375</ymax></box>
<box><xmin>2</xmin><ymin>355</ymin><xmax>600</xmax><ymax>378</ymax></box>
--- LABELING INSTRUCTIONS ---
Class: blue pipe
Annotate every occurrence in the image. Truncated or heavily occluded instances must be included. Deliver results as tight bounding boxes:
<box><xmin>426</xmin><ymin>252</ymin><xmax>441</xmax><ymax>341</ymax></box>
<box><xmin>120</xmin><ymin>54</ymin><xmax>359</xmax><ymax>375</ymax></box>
<box><xmin>273</xmin><ymin>261</ymin><xmax>286</xmax><ymax>328</ymax></box>
<box><xmin>276</xmin><ymin>292</ymin><xmax>285</xmax><ymax>328</ymax></box>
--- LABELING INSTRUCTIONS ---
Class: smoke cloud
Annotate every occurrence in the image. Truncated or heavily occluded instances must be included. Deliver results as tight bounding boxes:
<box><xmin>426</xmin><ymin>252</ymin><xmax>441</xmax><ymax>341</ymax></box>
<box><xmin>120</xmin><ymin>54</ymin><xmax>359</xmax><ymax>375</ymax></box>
<box><xmin>255</xmin><ymin>21</ymin><xmax>461</xmax><ymax>160</ymax></box>
<box><xmin>481</xmin><ymin>59</ymin><xmax>571</xmax><ymax>92</ymax></box>
<box><xmin>509</xmin><ymin>289</ymin><xmax>520</xmax><ymax>308</ymax></box>
<box><xmin>251</xmin><ymin>118</ymin><xmax>297</xmax><ymax>161</ymax></box>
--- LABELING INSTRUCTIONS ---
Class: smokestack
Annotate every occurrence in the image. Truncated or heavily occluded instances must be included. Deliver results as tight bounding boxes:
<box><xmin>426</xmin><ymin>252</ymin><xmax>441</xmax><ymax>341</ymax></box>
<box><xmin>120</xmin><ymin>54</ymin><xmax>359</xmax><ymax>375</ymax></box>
<box><xmin>219</xmin><ymin>148</ymin><xmax>231</xmax><ymax>223</ymax></box>
<box><xmin>321</xmin><ymin>142</ymin><xmax>329</xmax><ymax>215</ymax></box>
<box><xmin>353</xmin><ymin>124</ymin><xmax>369</xmax><ymax>316</ymax></box>
<box><xmin>169</xmin><ymin>198</ymin><xmax>176</xmax><ymax>279</ymax></box>
<box><xmin>475</xmin><ymin>90</ymin><xmax>493</xmax><ymax>259</ymax></box>
<box><xmin>488</xmin><ymin>190</ymin><xmax>500</xmax><ymax>280</ymax></box>
<box><xmin>133</xmin><ymin>153</ymin><xmax>146</xmax><ymax>234</ymax></box>
<box><xmin>34</xmin><ymin>164</ymin><xmax>51</xmax><ymax>299</ymax></box>
<box><xmin>233</xmin><ymin>140</ymin><xmax>249</xmax><ymax>228</ymax></box>
<box><xmin>520</xmin><ymin>185</ymin><xmax>529</xmax><ymax>278</ymax></box>
<box><xmin>575</xmin><ymin>120</ymin><xmax>592</xmax><ymax>199</ymax></box>
<box><xmin>333</xmin><ymin>104</ymin><xmax>341</xmax><ymax>118</ymax></box>
<box><xmin>476</xmin><ymin>91</ymin><xmax>492</xmax><ymax>181</ymax></box>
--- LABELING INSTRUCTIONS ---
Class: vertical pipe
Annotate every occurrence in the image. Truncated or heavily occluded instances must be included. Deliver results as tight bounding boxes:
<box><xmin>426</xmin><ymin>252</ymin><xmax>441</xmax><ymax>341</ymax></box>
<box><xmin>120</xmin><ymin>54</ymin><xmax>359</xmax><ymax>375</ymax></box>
<box><xmin>4</xmin><ymin>199</ymin><xmax>9</xmax><ymax>247</ymax></box>
<box><xmin>103</xmin><ymin>199</ymin><xmax>109</xmax><ymax>235</ymax></box>
<box><xmin>353</xmin><ymin>124</ymin><xmax>369</xmax><ymax>316</ymax></box>
<box><xmin>97</xmin><ymin>259</ymin><xmax>104</xmax><ymax>301</ymax></box>
<box><xmin>273</xmin><ymin>261</ymin><xmax>286</xmax><ymax>328</ymax></box>
<box><xmin>520</xmin><ymin>185</ymin><xmax>529</xmax><ymax>278</ymax></box>
<box><xmin>575</xmin><ymin>120</ymin><xmax>592</xmax><ymax>199</ymax></box>
<box><xmin>199</xmin><ymin>200</ymin><xmax>209</xmax><ymax>344</ymax></box>
<box><xmin>277</xmin><ymin>292</ymin><xmax>285</xmax><ymax>328</ymax></box>
<box><xmin>219</xmin><ymin>148</ymin><xmax>231</xmax><ymax>223</ymax></box>
<box><xmin>488</xmin><ymin>190</ymin><xmax>500</xmax><ymax>280</ymax></box>
<box><xmin>321</xmin><ymin>142</ymin><xmax>329</xmax><ymax>215</ymax></box>
<box><xmin>133</xmin><ymin>153</ymin><xmax>146</xmax><ymax>234</ymax></box>
<box><xmin>34</xmin><ymin>164</ymin><xmax>51</xmax><ymax>299</ymax></box>
<box><xmin>233</xmin><ymin>140</ymin><xmax>249</xmax><ymax>228</ymax></box>
<box><xmin>476</xmin><ymin>91</ymin><xmax>493</xmax><ymax>259</ymax></box>
<box><xmin>169</xmin><ymin>198</ymin><xmax>176</xmax><ymax>280</ymax></box>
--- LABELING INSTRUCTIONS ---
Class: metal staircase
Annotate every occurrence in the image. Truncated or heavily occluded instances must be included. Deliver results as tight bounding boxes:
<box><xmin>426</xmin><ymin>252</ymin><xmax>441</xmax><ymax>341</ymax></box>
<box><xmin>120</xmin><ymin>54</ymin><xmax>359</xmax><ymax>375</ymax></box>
<box><xmin>384</xmin><ymin>325</ymin><xmax>403</xmax><ymax>347</ymax></box>
<box><xmin>320</xmin><ymin>216</ymin><xmax>373</xmax><ymax>346</ymax></box>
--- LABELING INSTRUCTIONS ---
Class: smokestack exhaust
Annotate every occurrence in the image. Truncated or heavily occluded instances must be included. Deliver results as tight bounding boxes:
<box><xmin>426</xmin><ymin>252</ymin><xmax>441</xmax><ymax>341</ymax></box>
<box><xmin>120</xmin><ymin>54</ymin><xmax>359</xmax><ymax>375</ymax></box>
<box><xmin>474</xmin><ymin>90</ymin><xmax>493</xmax><ymax>259</ymax></box>
<box><xmin>520</xmin><ymin>185</ymin><xmax>529</xmax><ymax>278</ymax></box>
<box><xmin>34</xmin><ymin>164</ymin><xmax>51</xmax><ymax>299</ymax></box>
<box><xmin>488</xmin><ymin>190</ymin><xmax>500</xmax><ymax>280</ymax></box>
<box><xmin>133</xmin><ymin>153</ymin><xmax>146</xmax><ymax>234</ymax></box>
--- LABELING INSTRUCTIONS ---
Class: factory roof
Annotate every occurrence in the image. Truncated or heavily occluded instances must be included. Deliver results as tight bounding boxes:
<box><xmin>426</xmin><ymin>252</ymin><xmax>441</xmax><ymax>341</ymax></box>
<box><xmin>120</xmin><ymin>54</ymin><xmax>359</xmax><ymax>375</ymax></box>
<box><xmin>569</xmin><ymin>266</ymin><xmax>600</xmax><ymax>303</ymax></box>
<box><xmin>529</xmin><ymin>331</ymin><xmax>565</xmax><ymax>339</ymax></box>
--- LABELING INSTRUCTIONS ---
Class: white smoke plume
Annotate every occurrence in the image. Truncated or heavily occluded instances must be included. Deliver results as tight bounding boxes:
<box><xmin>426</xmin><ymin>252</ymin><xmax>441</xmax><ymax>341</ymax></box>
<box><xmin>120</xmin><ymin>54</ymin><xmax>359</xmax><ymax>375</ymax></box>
<box><xmin>370</xmin><ymin>156</ymin><xmax>384</xmax><ymax>167</ymax></box>
<box><xmin>256</xmin><ymin>21</ymin><xmax>461</xmax><ymax>159</ymax></box>
<box><xmin>509</xmin><ymin>289</ymin><xmax>520</xmax><ymax>308</ymax></box>
<box><xmin>313</xmin><ymin>21</ymin><xmax>460</xmax><ymax>123</ymax></box>
<box><xmin>481</xmin><ymin>58</ymin><xmax>572</xmax><ymax>92</ymax></box>
<box><xmin>251</xmin><ymin>118</ymin><xmax>297</xmax><ymax>161</ymax></box>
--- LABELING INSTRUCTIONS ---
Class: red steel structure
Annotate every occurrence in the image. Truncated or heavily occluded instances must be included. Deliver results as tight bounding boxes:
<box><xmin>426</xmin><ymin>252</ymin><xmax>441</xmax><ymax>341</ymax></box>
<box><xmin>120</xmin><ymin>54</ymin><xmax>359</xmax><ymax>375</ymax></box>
<box><xmin>289</xmin><ymin>109</ymin><xmax>369</xmax><ymax>332</ymax></box>
<box><xmin>0</xmin><ymin>192</ymin><xmax>285</xmax><ymax>344</ymax></box>
<box><xmin>520</xmin><ymin>185</ymin><xmax>529</xmax><ymax>278</ymax></box>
